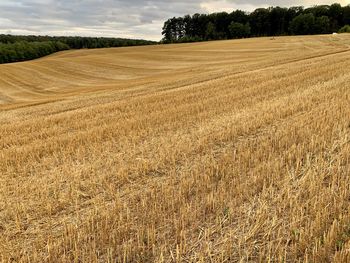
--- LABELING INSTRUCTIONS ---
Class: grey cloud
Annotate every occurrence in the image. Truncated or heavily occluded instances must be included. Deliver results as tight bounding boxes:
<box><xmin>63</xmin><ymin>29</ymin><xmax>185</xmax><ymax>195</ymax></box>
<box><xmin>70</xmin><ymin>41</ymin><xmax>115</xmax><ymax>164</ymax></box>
<box><xmin>0</xmin><ymin>0</ymin><xmax>346</xmax><ymax>40</ymax></box>
<box><xmin>0</xmin><ymin>0</ymin><xmax>208</xmax><ymax>40</ymax></box>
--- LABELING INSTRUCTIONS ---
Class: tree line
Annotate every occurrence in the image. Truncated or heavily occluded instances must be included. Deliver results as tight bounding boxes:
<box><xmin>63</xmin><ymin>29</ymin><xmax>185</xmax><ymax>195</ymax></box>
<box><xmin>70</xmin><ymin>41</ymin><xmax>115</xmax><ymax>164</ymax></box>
<box><xmin>0</xmin><ymin>35</ymin><xmax>156</xmax><ymax>64</ymax></box>
<box><xmin>162</xmin><ymin>3</ymin><xmax>350</xmax><ymax>43</ymax></box>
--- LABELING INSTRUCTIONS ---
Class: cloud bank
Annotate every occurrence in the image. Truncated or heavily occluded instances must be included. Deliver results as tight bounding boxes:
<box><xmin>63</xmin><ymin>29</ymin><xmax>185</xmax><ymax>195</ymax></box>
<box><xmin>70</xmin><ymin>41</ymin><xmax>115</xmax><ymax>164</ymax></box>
<box><xmin>0</xmin><ymin>0</ymin><xmax>348</xmax><ymax>40</ymax></box>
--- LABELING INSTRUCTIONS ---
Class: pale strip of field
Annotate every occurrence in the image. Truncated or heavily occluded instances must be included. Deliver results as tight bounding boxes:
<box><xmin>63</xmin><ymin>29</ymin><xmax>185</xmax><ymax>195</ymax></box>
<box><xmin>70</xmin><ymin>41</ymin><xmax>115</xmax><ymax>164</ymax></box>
<box><xmin>0</xmin><ymin>35</ymin><xmax>350</xmax><ymax>262</ymax></box>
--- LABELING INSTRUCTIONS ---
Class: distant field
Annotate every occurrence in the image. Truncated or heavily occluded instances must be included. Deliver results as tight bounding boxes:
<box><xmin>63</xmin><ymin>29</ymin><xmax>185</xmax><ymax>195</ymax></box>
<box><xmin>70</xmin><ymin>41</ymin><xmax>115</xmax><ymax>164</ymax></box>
<box><xmin>1</xmin><ymin>34</ymin><xmax>350</xmax><ymax>262</ymax></box>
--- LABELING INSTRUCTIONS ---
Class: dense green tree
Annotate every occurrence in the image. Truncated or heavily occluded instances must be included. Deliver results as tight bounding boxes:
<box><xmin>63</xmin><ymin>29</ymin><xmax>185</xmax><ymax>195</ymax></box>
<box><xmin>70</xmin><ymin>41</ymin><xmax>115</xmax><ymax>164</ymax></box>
<box><xmin>162</xmin><ymin>18</ymin><xmax>177</xmax><ymax>42</ymax></box>
<box><xmin>228</xmin><ymin>22</ymin><xmax>251</xmax><ymax>38</ymax></box>
<box><xmin>339</xmin><ymin>24</ymin><xmax>350</xmax><ymax>33</ymax></box>
<box><xmin>193</xmin><ymin>14</ymin><xmax>209</xmax><ymax>39</ymax></box>
<box><xmin>0</xmin><ymin>35</ymin><xmax>156</xmax><ymax>64</ymax></box>
<box><xmin>304</xmin><ymin>5</ymin><xmax>329</xmax><ymax>17</ymax></box>
<box><xmin>329</xmin><ymin>3</ymin><xmax>343</xmax><ymax>30</ymax></box>
<box><xmin>229</xmin><ymin>10</ymin><xmax>249</xmax><ymax>24</ymax></box>
<box><xmin>211</xmin><ymin>12</ymin><xmax>230</xmax><ymax>38</ymax></box>
<box><xmin>289</xmin><ymin>13</ymin><xmax>316</xmax><ymax>35</ymax></box>
<box><xmin>205</xmin><ymin>22</ymin><xmax>217</xmax><ymax>40</ymax></box>
<box><xmin>315</xmin><ymin>16</ymin><xmax>331</xmax><ymax>34</ymax></box>
<box><xmin>343</xmin><ymin>6</ymin><xmax>350</xmax><ymax>25</ymax></box>
<box><xmin>250</xmin><ymin>8</ymin><xmax>271</xmax><ymax>36</ymax></box>
<box><xmin>0</xmin><ymin>41</ymin><xmax>69</xmax><ymax>64</ymax></box>
<box><xmin>183</xmin><ymin>15</ymin><xmax>193</xmax><ymax>37</ymax></box>
<box><xmin>162</xmin><ymin>3</ymin><xmax>349</xmax><ymax>43</ymax></box>
<box><xmin>269</xmin><ymin>7</ymin><xmax>289</xmax><ymax>36</ymax></box>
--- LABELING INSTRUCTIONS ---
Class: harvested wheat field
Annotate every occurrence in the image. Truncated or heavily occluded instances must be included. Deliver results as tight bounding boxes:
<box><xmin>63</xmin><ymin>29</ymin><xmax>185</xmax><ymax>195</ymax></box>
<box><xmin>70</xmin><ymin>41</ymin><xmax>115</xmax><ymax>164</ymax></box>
<box><xmin>1</xmin><ymin>34</ymin><xmax>350</xmax><ymax>262</ymax></box>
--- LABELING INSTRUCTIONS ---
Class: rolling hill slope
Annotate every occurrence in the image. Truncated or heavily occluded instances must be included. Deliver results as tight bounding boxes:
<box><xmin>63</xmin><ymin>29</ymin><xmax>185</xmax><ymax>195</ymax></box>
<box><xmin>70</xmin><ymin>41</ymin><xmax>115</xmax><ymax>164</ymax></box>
<box><xmin>1</xmin><ymin>35</ymin><xmax>350</xmax><ymax>262</ymax></box>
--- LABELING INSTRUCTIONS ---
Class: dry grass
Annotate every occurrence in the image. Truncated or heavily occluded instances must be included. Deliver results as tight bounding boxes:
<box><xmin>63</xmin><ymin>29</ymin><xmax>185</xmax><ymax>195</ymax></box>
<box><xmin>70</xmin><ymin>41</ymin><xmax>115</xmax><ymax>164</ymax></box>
<box><xmin>1</xmin><ymin>34</ymin><xmax>350</xmax><ymax>262</ymax></box>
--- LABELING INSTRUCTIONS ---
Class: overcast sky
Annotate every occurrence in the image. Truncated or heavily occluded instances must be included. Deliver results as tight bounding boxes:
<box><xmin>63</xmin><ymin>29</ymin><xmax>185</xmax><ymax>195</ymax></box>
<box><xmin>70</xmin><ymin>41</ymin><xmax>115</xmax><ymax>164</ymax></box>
<box><xmin>0</xmin><ymin>0</ymin><xmax>349</xmax><ymax>41</ymax></box>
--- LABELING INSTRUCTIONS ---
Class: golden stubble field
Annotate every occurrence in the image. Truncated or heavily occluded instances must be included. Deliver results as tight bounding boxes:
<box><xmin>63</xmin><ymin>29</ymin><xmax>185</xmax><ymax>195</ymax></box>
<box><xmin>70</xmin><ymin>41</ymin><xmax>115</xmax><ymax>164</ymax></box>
<box><xmin>1</xmin><ymin>34</ymin><xmax>350</xmax><ymax>262</ymax></box>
